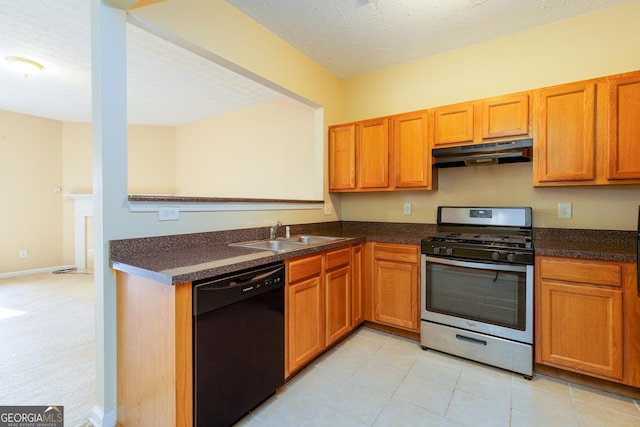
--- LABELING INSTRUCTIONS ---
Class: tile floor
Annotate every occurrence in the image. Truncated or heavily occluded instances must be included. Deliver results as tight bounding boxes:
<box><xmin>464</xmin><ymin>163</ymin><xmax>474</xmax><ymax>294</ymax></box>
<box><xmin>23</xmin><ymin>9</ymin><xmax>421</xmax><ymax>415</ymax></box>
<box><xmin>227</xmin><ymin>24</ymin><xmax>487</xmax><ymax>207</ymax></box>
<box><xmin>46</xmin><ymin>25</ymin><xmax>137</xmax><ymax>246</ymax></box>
<box><xmin>237</xmin><ymin>327</ymin><xmax>640</xmax><ymax>427</ymax></box>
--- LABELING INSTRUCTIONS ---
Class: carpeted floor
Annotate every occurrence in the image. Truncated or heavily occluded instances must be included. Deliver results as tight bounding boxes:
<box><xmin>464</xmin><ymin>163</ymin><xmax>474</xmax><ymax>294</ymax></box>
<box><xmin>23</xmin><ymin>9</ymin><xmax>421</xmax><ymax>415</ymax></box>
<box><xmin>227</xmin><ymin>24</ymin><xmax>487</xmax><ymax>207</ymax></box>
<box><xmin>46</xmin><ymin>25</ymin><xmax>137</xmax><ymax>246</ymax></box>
<box><xmin>0</xmin><ymin>268</ymin><xmax>95</xmax><ymax>427</ymax></box>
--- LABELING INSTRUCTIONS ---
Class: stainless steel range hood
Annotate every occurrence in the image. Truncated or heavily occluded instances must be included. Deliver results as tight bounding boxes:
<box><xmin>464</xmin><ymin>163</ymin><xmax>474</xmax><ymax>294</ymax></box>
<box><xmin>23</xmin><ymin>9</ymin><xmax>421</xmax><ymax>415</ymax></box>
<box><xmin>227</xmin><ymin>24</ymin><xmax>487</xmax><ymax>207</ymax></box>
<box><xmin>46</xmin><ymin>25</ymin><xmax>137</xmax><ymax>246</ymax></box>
<box><xmin>432</xmin><ymin>138</ymin><xmax>533</xmax><ymax>168</ymax></box>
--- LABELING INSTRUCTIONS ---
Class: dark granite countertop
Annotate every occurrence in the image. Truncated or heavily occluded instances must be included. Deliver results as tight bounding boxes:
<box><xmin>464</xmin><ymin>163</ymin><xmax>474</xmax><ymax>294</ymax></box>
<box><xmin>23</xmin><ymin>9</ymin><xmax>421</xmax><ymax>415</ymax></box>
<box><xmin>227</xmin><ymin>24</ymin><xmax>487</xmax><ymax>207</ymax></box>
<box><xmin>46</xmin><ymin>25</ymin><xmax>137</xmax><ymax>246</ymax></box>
<box><xmin>110</xmin><ymin>222</ymin><xmax>637</xmax><ymax>285</ymax></box>
<box><xmin>110</xmin><ymin>221</ymin><xmax>435</xmax><ymax>285</ymax></box>
<box><xmin>532</xmin><ymin>228</ymin><xmax>637</xmax><ymax>262</ymax></box>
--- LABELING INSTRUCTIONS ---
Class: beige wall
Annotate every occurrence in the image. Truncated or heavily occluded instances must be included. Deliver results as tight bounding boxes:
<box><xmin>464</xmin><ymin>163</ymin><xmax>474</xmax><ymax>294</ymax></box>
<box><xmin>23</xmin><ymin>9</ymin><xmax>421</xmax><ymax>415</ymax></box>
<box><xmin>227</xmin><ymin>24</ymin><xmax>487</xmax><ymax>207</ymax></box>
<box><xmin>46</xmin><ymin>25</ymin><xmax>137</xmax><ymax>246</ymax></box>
<box><xmin>60</xmin><ymin>122</ymin><xmax>178</xmax><ymax>267</ymax></box>
<box><xmin>176</xmin><ymin>97</ymin><xmax>320</xmax><ymax>199</ymax></box>
<box><xmin>0</xmin><ymin>110</ymin><xmax>63</xmax><ymax>273</ymax></box>
<box><xmin>128</xmin><ymin>125</ymin><xmax>177</xmax><ymax>195</ymax></box>
<box><xmin>338</xmin><ymin>0</ymin><xmax>640</xmax><ymax>230</ymax></box>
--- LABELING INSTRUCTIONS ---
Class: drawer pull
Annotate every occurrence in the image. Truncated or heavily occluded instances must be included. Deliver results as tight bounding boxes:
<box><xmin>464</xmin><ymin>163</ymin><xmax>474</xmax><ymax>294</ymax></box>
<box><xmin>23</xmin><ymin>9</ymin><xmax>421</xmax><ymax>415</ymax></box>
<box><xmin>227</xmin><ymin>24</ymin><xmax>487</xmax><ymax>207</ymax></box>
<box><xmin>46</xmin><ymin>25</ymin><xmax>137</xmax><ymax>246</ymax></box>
<box><xmin>456</xmin><ymin>334</ymin><xmax>487</xmax><ymax>346</ymax></box>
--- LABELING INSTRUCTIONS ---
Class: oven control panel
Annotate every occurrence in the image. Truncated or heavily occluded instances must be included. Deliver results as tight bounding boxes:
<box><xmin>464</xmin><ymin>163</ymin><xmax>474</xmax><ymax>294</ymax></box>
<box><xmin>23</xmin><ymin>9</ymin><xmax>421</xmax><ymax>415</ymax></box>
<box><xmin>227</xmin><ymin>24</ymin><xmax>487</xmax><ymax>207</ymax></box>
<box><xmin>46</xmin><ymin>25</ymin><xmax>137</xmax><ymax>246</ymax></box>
<box><xmin>422</xmin><ymin>242</ymin><xmax>533</xmax><ymax>265</ymax></box>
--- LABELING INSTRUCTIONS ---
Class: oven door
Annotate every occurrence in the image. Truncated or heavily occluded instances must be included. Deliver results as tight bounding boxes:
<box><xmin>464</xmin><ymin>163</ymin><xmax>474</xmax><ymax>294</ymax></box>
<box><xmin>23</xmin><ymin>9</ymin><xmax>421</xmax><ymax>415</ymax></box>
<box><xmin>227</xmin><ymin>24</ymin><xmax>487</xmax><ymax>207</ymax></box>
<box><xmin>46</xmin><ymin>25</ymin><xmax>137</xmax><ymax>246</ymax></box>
<box><xmin>421</xmin><ymin>255</ymin><xmax>533</xmax><ymax>344</ymax></box>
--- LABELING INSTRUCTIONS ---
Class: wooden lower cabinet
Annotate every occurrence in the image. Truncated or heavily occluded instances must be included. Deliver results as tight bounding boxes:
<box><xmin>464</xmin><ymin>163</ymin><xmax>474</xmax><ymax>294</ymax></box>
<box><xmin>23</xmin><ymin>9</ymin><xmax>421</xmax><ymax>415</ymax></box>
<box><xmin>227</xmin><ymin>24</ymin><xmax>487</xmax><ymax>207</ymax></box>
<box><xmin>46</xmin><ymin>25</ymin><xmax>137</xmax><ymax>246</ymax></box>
<box><xmin>285</xmin><ymin>245</ymin><xmax>363</xmax><ymax>377</ymax></box>
<box><xmin>536</xmin><ymin>256</ymin><xmax>639</xmax><ymax>386</ymax></box>
<box><xmin>371</xmin><ymin>242</ymin><xmax>420</xmax><ymax>332</ymax></box>
<box><xmin>351</xmin><ymin>243</ymin><xmax>365</xmax><ymax>326</ymax></box>
<box><xmin>325</xmin><ymin>247</ymin><xmax>352</xmax><ymax>346</ymax></box>
<box><xmin>285</xmin><ymin>254</ymin><xmax>325</xmax><ymax>377</ymax></box>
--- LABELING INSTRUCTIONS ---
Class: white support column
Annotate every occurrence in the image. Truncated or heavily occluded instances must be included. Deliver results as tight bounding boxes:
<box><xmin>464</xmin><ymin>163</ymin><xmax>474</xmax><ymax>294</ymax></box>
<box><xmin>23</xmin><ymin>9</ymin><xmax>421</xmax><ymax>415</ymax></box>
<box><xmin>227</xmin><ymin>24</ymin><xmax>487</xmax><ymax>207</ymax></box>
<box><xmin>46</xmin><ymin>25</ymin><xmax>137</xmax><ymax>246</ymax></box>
<box><xmin>90</xmin><ymin>1</ymin><xmax>130</xmax><ymax>425</ymax></box>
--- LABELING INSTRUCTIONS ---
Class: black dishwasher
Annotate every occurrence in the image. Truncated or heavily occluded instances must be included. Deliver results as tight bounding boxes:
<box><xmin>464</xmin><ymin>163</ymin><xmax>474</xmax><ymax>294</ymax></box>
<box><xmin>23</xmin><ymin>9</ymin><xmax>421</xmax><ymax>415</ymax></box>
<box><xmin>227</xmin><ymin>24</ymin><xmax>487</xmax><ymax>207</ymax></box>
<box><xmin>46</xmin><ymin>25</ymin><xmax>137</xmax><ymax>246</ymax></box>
<box><xmin>193</xmin><ymin>262</ymin><xmax>285</xmax><ymax>427</ymax></box>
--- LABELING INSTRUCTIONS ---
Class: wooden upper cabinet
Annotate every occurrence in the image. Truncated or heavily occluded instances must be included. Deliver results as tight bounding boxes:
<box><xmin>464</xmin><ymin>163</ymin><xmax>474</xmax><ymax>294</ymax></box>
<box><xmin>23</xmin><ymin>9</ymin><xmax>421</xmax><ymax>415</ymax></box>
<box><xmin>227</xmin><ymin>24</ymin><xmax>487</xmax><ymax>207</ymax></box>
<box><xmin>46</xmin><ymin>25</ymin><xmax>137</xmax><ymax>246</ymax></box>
<box><xmin>535</xmin><ymin>82</ymin><xmax>596</xmax><ymax>184</ymax></box>
<box><xmin>607</xmin><ymin>73</ymin><xmax>640</xmax><ymax>180</ymax></box>
<box><xmin>328</xmin><ymin>124</ymin><xmax>356</xmax><ymax>190</ymax></box>
<box><xmin>433</xmin><ymin>102</ymin><xmax>475</xmax><ymax>146</ymax></box>
<box><xmin>359</xmin><ymin>118</ymin><xmax>390</xmax><ymax>189</ymax></box>
<box><xmin>433</xmin><ymin>92</ymin><xmax>530</xmax><ymax>148</ymax></box>
<box><xmin>482</xmin><ymin>93</ymin><xmax>529</xmax><ymax>139</ymax></box>
<box><xmin>391</xmin><ymin>110</ymin><xmax>431</xmax><ymax>189</ymax></box>
<box><xmin>329</xmin><ymin>113</ymin><xmax>432</xmax><ymax>192</ymax></box>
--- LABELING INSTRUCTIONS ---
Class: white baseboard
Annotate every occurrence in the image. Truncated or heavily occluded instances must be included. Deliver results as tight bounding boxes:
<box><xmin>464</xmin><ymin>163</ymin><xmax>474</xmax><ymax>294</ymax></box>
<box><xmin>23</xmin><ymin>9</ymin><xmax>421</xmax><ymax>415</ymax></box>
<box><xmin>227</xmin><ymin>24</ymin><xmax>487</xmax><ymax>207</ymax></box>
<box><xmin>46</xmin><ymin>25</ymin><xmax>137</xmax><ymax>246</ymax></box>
<box><xmin>0</xmin><ymin>264</ymin><xmax>79</xmax><ymax>279</ymax></box>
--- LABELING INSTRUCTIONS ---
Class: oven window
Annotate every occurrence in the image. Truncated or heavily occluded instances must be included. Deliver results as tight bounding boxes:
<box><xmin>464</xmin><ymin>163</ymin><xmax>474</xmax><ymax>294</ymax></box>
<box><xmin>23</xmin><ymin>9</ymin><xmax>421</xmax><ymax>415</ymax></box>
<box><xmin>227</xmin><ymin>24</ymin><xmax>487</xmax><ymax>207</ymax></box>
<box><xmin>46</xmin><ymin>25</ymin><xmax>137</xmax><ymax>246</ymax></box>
<box><xmin>426</xmin><ymin>262</ymin><xmax>526</xmax><ymax>330</ymax></box>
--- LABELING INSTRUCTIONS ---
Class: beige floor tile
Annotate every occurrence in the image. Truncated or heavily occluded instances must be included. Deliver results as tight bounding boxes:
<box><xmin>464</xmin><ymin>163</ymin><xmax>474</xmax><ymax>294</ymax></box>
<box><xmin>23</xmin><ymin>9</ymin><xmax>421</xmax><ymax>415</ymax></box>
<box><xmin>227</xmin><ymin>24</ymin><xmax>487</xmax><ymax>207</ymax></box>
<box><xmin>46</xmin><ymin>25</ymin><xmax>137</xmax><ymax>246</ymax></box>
<box><xmin>409</xmin><ymin>351</ymin><xmax>463</xmax><ymax>389</ymax></box>
<box><xmin>353</xmin><ymin>327</ymin><xmax>391</xmax><ymax>343</ymax></box>
<box><xmin>249</xmin><ymin>387</ymin><xmax>318</xmax><ymax>427</ymax></box>
<box><xmin>510</xmin><ymin>407</ymin><xmax>577</xmax><ymax>427</ymax></box>
<box><xmin>325</xmin><ymin>377</ymin><xmax>389</xmax><ymax>425</ymax></box>
<box><xmin>302</xmin><ymin>405</ymin><xmax>368</xmax><ymax>427</ymax></box>
<box><xmin>393</xmin><ymin>374</ymin><xmax>454</xmax><ymax>416</ymax></box>
<box><xmin>285</xmin><ymin>365</ymin><xmax>345</xmax><ymax>404</ymax></box>
<box><xmin>456</xmin><ymin>364</ymin><xmax>513</xmax><ymax>402</ymax></box>
<box><xmin>351</xmin><ymin>357</ymin><xmax>408</xmax><ymax>398</ymax></box>
<box><xmin>574</xmin><ymin>400</ymin><xmax>640</xmax><ymax>427</ymax></box>
<box><xmin>513</xmin><ymin>373</ymin><xmax>571</xmax><ymax>398</ymax></box>
<box><xmin>337</xmin><ymin>331</ymin><xmax>388</xmax><ymax>358</ymax></box>
<box><xmin>314</xmin><ymin>345</ymin><xmax>369</xmax><ymax>376</ymax></box>
<box><xmin>446</xmin><ymin>389</ymin><xmax>511</xmax><ymax>427</ymax></box>
<box><xmin>372</xmin><ymin>339</ymin><xmax>421</xmax><ymax>372</ymax></box>
<box><xmin>570</xmin><ymin>383</ymin><xmax>640</xmax><ymax>418</ymax></box>
<box><xmin>374</xmin><ymin>398</ymin><xmax>464</xmax><ymax>427</ymax></box>
<box><xmin>511</xmin><ymin>383</ymin><xmax>577</xmax><ymax>427</ymax></box>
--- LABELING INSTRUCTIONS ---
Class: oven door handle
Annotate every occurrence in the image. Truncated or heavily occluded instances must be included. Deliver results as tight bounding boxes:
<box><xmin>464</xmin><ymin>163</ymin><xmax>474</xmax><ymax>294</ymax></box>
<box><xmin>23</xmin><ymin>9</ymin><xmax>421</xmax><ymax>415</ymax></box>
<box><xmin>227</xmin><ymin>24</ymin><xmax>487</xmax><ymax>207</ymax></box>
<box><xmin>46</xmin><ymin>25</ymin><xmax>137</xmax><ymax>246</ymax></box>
<box><xmin>425</xmin><ymin>256</ymin><xmax>528</xmax><ymax>273</ymax></box>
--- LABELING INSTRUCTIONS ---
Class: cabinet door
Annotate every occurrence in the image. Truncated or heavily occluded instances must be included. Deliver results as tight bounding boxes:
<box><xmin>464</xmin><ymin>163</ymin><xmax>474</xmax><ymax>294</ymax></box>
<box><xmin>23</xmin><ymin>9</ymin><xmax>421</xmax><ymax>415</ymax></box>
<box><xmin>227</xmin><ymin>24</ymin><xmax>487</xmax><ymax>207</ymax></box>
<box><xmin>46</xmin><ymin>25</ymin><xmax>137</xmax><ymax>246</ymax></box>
<box><xmin>392</xmin><ymin>111</ymin><xmax>431</xmax><ymax>189</ymax></box>
<box><xmin>359</xmin><ymin>118</ymin><xmax>389</xmax><ymax>189</ymax></box>
<box><xmin>286</xmin><ymin>275</ymin><xmax>324</xmax><ymax>376</ymax></box>
<box><xmin>328</xmin><ymin>124</ymin><xmax>357</xmax><ymax>191</ymax></box>
<box><xmin>351</xmin><ymin>244</ymin><xmax>365</xmax><ymax>326</ymax></box>
<box><xmin>538</xmin><ymin>280</ymin><xmax>623</xmax><ymax>380</ymax></box>
<box><xmin>325</xmin><ymin>265</ymin><xmax>351</xmax><ymax>346</ymax></box>
<box><xmin>536</xmin><ymin>82</ymin><xmax>596</xmax><ymax>183</ymax></box>
<box><xmin>607</xmin><ymin>74</ymin><xmax>640</xmax><ymax>180</ymax></box>
<box><xmin>373</xmin><ymin>259</ymin><xmax>418</xmax><ymax>331</ymax></box>
<box><xmin>482</xmin><ymin>93</ymin><xmax>529</xmax><ymax>139</ymax></box>
<box><xmin>433</xmin><ymin>102</ymin><xmax>474</xmax><ymax>146</ymax></box>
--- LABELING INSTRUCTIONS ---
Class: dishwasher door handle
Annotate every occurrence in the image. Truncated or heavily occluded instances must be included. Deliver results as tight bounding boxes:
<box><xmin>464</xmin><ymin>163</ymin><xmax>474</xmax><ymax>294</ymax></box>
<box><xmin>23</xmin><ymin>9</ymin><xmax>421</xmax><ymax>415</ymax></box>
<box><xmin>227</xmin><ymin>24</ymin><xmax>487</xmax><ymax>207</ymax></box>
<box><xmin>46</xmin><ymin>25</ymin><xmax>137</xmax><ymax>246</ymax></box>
<box><xmin>229</xmin><ymin>268</ymin><xmax>283</xmax><ymax>287</ymax></box>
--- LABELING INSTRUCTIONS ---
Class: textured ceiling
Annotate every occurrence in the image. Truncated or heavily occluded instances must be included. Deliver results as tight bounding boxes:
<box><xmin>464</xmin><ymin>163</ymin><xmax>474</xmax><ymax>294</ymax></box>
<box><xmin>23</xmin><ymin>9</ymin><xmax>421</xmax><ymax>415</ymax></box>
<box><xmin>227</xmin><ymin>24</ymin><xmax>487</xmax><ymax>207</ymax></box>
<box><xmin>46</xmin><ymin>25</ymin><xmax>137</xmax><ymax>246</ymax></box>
<box><xmin>227</xmin><ymin>0</ymin><xmax>634</xmax><ymax>78</ymax></box>
<box><xmin>0</xmin><ymin>0</ymin><xmax>633</xmax><ymax>124</ymax></box>
<box><xmin>0</xmin><ymin>0</ymin><xmax>281</xmax><ymax>125</ymax></box>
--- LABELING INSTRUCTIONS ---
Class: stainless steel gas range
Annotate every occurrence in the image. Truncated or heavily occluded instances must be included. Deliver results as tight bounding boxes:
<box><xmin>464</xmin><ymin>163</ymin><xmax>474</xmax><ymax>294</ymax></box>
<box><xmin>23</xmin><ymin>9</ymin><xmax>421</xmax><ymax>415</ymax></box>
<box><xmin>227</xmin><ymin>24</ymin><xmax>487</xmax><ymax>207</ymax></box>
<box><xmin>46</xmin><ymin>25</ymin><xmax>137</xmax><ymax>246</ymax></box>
<box><xmin>420</xmin><ymin>206</ymin><xmax>534</xmax><ymax>379</ymax></box>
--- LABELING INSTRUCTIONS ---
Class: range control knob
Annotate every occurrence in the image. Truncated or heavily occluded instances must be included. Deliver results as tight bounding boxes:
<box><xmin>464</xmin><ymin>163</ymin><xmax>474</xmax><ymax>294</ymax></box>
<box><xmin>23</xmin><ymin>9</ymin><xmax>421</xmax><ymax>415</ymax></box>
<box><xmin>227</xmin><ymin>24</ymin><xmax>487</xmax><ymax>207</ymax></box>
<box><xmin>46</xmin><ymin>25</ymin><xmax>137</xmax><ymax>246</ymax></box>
<box><xmin>445</xmin><ymin>247</ymin><xmax>453</xmax><ymax>256</ymax></box>
<box><xmin>491</xmin><ymin>251</ymin><xmax>501</xmax><ymax>261</ymax></box>
<box><xmin>432</xmin><ymin>246</ymin><xmax>441</xmax><ymax>254</ymax></box>
<box><xmin>507</xmin><ymin>253</ymin><xmax>517</xmax><ymax>262</ymax></box>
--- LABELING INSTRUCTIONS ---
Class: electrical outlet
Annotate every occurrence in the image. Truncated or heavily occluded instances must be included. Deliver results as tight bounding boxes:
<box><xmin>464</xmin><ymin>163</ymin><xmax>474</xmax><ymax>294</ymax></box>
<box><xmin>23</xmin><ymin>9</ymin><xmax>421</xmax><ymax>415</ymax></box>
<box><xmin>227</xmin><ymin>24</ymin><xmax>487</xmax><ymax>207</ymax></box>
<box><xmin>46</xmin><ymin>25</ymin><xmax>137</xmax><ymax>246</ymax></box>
<box><xmin>558</xmin><ymin>202</ymin><xmax>572</xmax><ymax>219</ymax></box>
<box><xmin>324</xmin><ymin>203</ymin><xmax>332</xmax><ymax>215</ymax></box>
<box><xmin>19</xmin><ymin>249</ymin><xmax>28</xmax><ymax>258</ymax></box>
<box><xmin>403</xmin><ymin>203</ymin><xmax>412</xmax><ymax>215</ymax></box>
<box><xmin>158</xmin><ymin>207</ymin><xmax>179</xmax><ymax>221</ymax></box>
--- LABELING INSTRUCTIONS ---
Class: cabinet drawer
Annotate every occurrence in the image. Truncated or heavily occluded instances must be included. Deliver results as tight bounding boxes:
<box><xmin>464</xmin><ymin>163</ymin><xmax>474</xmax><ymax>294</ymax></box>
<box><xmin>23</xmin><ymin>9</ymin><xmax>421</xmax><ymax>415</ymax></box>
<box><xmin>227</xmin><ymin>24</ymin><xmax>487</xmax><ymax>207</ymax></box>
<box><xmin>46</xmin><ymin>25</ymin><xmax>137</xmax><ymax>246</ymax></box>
<box><xmin>373</xmin><ymin>243</ymin><xmax>419</xmax><ymax>263</ymax></box>
<box><xmin>287</xmin><ymin>254</ymin><xmax>323</xmax><ymax>283</ymax></box>
<box><xmin>325</xmin><ymin>247</ymin><xmax>351</xmax><ymax>271</ymax></box>
<box><xmin>539</xmin><ymin>257</ymin><xmax>622</xmax><ymax>287</ymax></box>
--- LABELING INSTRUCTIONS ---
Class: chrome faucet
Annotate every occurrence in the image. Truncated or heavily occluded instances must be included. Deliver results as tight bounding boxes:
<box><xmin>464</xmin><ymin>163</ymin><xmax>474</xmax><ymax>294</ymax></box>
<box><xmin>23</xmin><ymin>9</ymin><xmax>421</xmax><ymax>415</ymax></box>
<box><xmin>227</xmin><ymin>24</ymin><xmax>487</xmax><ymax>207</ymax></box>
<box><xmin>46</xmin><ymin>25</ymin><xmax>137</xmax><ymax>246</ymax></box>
<box><xmin>269</xmin><ymin>220</ymin><xmax>283</xmax><ymax>239</ymax></box>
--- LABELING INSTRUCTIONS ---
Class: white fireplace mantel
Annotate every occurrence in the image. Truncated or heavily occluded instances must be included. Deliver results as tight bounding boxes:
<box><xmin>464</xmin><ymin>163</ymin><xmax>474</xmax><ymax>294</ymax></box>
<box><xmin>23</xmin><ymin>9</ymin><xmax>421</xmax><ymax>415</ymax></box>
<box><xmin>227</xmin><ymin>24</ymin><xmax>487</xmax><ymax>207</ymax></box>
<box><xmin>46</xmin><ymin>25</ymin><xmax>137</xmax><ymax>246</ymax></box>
<box><xmin>64</xmin><ymin>194</ymin><xmax>93</xmax><ymax>269</ymax></box>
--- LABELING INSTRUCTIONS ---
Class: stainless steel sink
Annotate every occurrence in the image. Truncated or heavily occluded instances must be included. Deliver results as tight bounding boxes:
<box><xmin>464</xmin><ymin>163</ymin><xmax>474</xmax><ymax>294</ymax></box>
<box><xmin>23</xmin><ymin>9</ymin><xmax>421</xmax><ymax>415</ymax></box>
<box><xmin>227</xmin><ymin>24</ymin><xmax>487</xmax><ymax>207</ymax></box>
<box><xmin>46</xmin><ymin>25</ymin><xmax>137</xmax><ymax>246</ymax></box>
<box><xmin>288</xmin><ymin>235</ymin><xmax>343</xmax><ymax>244</ymax></box>
<box><xmin>229</xmin><ymin>235</ymin><xmax>344</xmax><ymax>253</ymax></box>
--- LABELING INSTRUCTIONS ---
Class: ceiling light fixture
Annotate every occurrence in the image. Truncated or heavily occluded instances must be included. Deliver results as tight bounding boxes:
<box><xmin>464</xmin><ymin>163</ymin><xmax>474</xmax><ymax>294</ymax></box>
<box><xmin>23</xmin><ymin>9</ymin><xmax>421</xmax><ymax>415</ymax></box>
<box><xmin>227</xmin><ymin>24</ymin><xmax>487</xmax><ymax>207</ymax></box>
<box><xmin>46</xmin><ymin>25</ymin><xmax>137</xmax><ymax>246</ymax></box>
<box><xmin>6</xmin><ymin>56</ymin><xmax>44</xmax><ymax>77</ymax></box>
